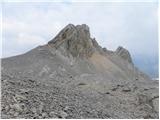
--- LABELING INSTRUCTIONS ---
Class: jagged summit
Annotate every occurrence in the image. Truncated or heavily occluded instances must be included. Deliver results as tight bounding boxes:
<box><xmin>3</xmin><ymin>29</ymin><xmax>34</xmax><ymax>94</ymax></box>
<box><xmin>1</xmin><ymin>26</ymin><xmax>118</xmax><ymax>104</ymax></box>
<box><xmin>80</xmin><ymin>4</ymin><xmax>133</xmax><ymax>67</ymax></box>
<box><xmin>48</xmin><ymin>24</ymin><xmax>133</xmax><ymax>63</ymax></box>
<box><xmin>48</xmin><ymin>24</ymin><xmax>91</xmax><ymax>45</ymax></box>
<box><xmin>48</xmin><ymin>24</ymin><xmax>95</xmax><ymax>58</ymax></box>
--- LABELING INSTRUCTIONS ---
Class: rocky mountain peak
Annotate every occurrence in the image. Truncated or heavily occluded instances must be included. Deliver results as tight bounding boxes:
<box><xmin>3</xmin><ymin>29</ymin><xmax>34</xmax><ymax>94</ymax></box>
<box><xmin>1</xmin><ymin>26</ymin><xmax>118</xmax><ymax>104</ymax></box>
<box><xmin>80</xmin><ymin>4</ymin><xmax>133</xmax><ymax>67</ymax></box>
<box><xmin>115</xmin><ymin>46</ymin><xmax>133</xmax><ymax>63</ymax></box>
<box><xmin>47</xmin><ymin>24</ymin><xmax>133</xmax><ymax>63</ymax></box>
<box><xmin>2</xmin><ymin>23</ymin><xmax>158</xmax><ymax>119</ymax></box>
<box><xmin>48</xmin><ymin>24</ymin><xmax>95</xmax><ymax>58</ymax></box>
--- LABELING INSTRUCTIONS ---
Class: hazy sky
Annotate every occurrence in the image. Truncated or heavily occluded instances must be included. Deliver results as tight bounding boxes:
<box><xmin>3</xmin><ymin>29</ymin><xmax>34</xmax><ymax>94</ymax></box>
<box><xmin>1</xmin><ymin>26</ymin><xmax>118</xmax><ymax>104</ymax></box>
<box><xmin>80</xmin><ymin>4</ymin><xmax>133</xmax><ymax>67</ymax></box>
<box><xmin>2</xmin><ymin>1</ymin><xmax>158</xmax><ymax>78</ymax></box>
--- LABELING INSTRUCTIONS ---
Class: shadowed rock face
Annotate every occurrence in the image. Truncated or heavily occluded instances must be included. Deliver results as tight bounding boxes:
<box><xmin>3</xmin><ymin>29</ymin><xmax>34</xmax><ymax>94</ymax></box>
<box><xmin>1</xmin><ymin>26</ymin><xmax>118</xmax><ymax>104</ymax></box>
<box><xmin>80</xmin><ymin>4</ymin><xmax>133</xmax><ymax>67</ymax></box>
<box><xmin>1</xmin><ymin>24</ymin><xmax>158</xmax><ymax>119</ymax></box>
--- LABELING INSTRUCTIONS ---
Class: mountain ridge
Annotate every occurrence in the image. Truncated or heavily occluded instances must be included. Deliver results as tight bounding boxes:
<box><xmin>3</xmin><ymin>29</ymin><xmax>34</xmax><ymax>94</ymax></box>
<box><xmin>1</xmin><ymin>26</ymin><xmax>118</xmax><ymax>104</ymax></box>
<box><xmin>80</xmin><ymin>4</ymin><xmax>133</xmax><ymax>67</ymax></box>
<box><xmin>1</xmin><ymin>24</ymin><xmax>158</xmax><ymax>119</ymax></box>
<box><xmin>47</xmin><ymin>24</ymin><xmax>133</xmax><ymax>64</ymax></box>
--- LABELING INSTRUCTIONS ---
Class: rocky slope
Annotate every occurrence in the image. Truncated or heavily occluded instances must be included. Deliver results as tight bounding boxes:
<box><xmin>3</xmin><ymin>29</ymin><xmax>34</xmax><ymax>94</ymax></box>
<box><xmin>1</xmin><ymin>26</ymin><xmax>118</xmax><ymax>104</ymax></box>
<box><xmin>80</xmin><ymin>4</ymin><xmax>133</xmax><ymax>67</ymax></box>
<box><xmin>1</xmin><ymin>24</ymin><xmax>159</xmax><ymax>119</ymax></box>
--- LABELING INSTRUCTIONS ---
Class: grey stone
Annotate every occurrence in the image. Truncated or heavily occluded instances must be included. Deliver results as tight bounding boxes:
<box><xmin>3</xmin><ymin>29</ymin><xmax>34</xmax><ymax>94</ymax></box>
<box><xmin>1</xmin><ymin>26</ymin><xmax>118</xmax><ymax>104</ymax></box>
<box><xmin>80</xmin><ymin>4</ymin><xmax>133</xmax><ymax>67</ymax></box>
<box><xmin>49</xmin><ymin>111</ymin><xmax>58</xmax><ymax>118</ymax></box>
<box><xmin>5</xmin><ymin>105</ymin><xmax>10</xmax><ymax>112</ymax></box>
<box><xmin>152</xmin><ymin>98</ymin><xmax>159</xmax><ymax>113</ymax></box>
<box><xmin>10</xmin><ymin>104</ymin><xmax>23</xmax><ymax>112</ymax></box>
<box><xmin>30</xmin><ymin>107</ymin><xmax>37</xmax><ymax>113</ymax></box>
<box><xmin>59</xmin><ymin>111</ymin><xmax>68</xmax><ymax>118</ymax></box>
<box><xmin>42</xmin><ymin>112</ymin><xmax>48</xmax><ymax>118</ymax></box>
<box><xmin>13</xmin><ymin>112</ymin><xmax>19</xmax><ymax>117</ymax></box>
<box><xmin>122</xmin><ymin>87</ymin><xmax>131</xmax><ymax>92</ymax></box>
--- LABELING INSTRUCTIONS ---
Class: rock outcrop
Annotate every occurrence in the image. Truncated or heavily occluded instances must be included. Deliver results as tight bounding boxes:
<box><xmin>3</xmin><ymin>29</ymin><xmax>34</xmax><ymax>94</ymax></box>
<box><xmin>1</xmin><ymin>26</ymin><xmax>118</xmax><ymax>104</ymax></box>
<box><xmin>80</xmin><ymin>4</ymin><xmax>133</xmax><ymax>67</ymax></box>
<box><xmin>48</xmin><ymin>24</ymin><xmax>95</xmax><ymax>58</ymax></box>
<box><xmin>48</xmin><ymin>24</ymin><xmax>133</xmax><ymax>64</ymax></box>
<box><xmin>115</xmin><ymin>46</ymin><xmax>133</xmax><ymax>63</ymax></box>
<box><xmin>1</xmin><ymin>24</ymin><xmax>158</xmax><ymax>119</ymax></box>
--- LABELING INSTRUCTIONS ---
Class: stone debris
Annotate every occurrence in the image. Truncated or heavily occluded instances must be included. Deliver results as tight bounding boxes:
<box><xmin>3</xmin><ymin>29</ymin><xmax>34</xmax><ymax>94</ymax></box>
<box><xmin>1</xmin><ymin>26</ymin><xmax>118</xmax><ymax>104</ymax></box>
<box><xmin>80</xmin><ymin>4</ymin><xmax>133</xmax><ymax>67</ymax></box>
<box><xmin>10</xmin><ymin>104</ymin><xmax>23</xmax><ymax>113</ymax></box>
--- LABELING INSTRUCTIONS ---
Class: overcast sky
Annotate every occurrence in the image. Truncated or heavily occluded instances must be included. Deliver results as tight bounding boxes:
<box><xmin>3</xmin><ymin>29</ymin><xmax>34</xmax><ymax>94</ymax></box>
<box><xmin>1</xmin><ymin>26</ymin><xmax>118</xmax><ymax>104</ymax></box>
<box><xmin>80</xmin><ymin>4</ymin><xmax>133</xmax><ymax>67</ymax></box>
<box><xmin>2</xmin><ymin>1</ymin><xmax>158</xmax><ymax>78</ymax></box>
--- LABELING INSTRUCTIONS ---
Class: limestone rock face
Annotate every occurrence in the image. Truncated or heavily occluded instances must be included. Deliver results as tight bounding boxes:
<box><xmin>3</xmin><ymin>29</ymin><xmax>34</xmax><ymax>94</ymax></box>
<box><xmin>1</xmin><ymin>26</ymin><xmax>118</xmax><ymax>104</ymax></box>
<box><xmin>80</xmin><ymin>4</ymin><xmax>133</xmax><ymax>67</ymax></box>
<box><xmin>48</xmin><ymin>24</ymin><xmax>95</xmax><ymax>58</ymax></box>
<box><xmin>115</xmin><ymin>46</ymin><xmax>133</xmax><ymax>63</ymax></box>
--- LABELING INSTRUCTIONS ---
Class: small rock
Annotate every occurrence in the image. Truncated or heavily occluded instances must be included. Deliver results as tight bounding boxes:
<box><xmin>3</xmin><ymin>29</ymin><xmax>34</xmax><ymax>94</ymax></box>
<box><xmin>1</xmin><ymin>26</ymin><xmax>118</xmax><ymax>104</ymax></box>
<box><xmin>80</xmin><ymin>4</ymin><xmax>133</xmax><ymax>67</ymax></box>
<box><xmin>152</xmin><ymin>98</ymin><xmax>159</xmax><ymax>113</ymax></box>
<box><xmin>49</xmin><ymin>111</ymin><xmax>58</xmax><ymax>118</ymax></box>
<box><xmin>13</xmin><ymin>112</ymin><xmax>19</xmax><ymax>117</ymax></box>
<box><xmin>134</xmin><ymin>104</ymin><xmax>152</xmax><ymax>118</ymax></box>
<box><xmin>20</xmin><ymin>88</ymin><xmax>30</xmax><ymax>93</ymax></box>
<box><xmin>64</xmin><ymin>106</ymin><xmax>69</xmax><ymax>111</ymax></box>
<box><xmin>9</xmin><ymin>108</ymin><xmax>15</xmax><ymax>115</ymax></box>
<box><xmin>5</xmin><ymin>105</ymin><xmax>10</xmax><ymax>112</ymax></box>
<box><xmin>105</xmin><ymin>92</ymin><xmax>110</xmax><ymax>94</ymax></box>
<box><xmin>122</xmin><ymin>87</ymin><xmax>131</xmax><ymax>92</ymax></box>
<box><xmin>31</xmin><ymin>107</ymin><xmax>37</xmax><ymax>113</ymax></box>
<box><xmin>10</xmin><ymin>104</ymin><xmax>23</xmax><ymax>112</ymax></box>
<box><xmin>39</xmin><ymin>102</ymin><xmax>44</xmax><ymax>113</ymax></box>
<box><xmin>42</xmin><ymin>112</ymin><xmax>48</xmax><ymax>118</ymax></box>
<box><xmin>15</xmin><ymin>94</ymin><xmax>26</xmax><ymax>101</ymax></box>
<box><xmin>137</xmin><ymin>94</ymin><xmax>148</xmax><ymax>105</ymax></box>
<box><xmin>69</xmin><ymin>76</ymin><xmax>73</xmax><ymax>78</ymax></box>
<box><xmin>59</xmin><ymin>111</ymin><xmax>68</xmax><ymax>118</ymax></box>
<box><xmin>78</xmin><ymin>82</ymin><xmax>86</xmax><ymax>86</ymax></box>
<box><xmin>38</xmin><ymin>116</ymin><xmax>43</xmax><ymax>119</ymax></box>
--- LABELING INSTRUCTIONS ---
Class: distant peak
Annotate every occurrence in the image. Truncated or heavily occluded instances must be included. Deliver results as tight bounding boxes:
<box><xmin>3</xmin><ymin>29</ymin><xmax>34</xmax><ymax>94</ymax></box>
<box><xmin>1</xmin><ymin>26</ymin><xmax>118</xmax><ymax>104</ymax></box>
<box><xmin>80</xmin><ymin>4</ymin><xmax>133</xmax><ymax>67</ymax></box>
<box><xmin>115</xmin><ymin>46</ymin><xmax>133</xmax><ymax>63</ymax></box>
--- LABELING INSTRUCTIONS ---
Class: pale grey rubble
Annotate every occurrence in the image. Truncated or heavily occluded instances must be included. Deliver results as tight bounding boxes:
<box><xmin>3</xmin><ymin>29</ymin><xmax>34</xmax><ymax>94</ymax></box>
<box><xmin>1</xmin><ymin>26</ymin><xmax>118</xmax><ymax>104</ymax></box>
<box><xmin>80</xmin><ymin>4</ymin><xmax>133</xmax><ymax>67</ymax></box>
<box><xmin>1</xmin><ymin>24</ymin><xmax>159</xmax><ymax>119</ymax></box>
